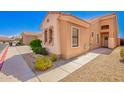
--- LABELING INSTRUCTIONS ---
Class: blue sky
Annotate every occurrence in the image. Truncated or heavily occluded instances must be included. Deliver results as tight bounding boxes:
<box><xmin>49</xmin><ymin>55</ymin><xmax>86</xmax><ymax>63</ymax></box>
<box><xmin>0</xmin><ymin>11</ymin><xmax>123</xmax><ymax>38</ymax></box>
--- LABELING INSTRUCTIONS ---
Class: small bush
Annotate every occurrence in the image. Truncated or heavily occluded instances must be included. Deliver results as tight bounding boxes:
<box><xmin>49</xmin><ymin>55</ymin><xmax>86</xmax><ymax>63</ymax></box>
<box><xmin>32</xmin><ymin>47</ymin><xmax>48</xmax><ymax>55</ymax></box>
<box><xmin>32</xmin><ymin>47</ymin><xmax>42</xmax><ymax>54</ymax></box>
<box><xmin>120</xmin><ymin>48</ymin><xmax>124</xmax><ymax>61</ymax></box>
<box><xmin>30</xmin><ymin>39</ymin><xmax>42</xmax><ymax>49</ymax></box>
<box><xmin>50</xmin><ymin>53</ymin><xmax>57</xmax><ymax>62</ymax></box>
<box><xmin>30</xmin><ymin>39</ymin><xmax>48</xmax><ymax>55</ymax></box>
<box><xmin>34</xmin><ymin>56</ymin><xmax>52</xmax><ymax>71</ymax></box>
<box><xmin>41</xmin><ymin>48</ymin><xmax>48</xmax><ymax>55</ymax></box>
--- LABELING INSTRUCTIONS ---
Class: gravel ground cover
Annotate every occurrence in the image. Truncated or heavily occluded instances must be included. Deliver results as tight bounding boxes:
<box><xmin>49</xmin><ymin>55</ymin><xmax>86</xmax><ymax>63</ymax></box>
<box><xmin>60</xmin><ymin>47</ymin><xmax>124</xmax><ymax>82</ymax></box>
<box><xmin>18</xmin><ymin>48</ymin><xmax>68</xmax><ymax>76</ymax></box>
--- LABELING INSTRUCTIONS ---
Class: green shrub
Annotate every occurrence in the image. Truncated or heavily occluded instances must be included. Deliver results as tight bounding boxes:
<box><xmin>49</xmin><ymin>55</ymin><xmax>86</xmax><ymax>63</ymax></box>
<box><xmin>32</xmin><ymin>47</ymin><xmax>48</xmax><ymax>55</ymax></box>
<box><xmin>50</xmin><ymin>53</ymin><xmax>57</xmax><ymax>62</ymax></box>
<box><xmin>41</xmin><ymin>48</ymin><xmax>48</xmax><ymax>55</ymax></box>
<box><xmin>30</xmin><ymin>39</ymin><xmax>42</xmax><ymax>49</ymax></box>
<box><xmin>34</xmin><ymin>56</ymin><xmax>52</xmax><ymax>71</ymax></box>
<box><xmin>32</xmin><ymin>47</ymin><xmax>42</xmax><ymax>54</ymax></box>
<box><xmin>120</xmin><ymin>48</ymin><xmax>124</xmax><ymax>60</ymax></box>
<box><xmin>30</xmin><ymin>39</ymin><xmax>48</xmax><ymax>55</ymax></box>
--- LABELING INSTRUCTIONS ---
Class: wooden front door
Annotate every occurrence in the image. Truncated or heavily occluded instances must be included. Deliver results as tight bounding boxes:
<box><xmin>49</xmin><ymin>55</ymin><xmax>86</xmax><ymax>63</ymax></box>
<box><xmin>101</xmin><ymin>33</ymin><xmax>109</xmax><ymax>48</ymax></box>
<box><xmin>104</xmin><ymin>36</ymin><xmax>108</xmax><ymax>47</ymax></box>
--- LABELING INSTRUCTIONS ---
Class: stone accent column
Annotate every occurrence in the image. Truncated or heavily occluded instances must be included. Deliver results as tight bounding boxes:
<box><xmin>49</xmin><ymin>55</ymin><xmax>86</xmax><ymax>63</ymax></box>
<box><xmin>108</xmin><ymin>37</ymin><xmax>116</xmax><ymax>48</ymax></box>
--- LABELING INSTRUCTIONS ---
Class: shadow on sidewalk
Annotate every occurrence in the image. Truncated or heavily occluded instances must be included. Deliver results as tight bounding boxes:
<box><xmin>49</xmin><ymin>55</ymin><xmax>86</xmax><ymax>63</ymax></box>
<box><xmin>91</xmin><ymin>48</ymin><xmax>113</xmax><ymax>55</ymax></box>
<box><xmin>0</xmin><ymin>53</ymin><xmax>69</xmax><ymax>82</ymax></box>
<box><xmin>0</xmin><ymin>54</ymin><xmax>37</xmax><ymax>82</ymax></box>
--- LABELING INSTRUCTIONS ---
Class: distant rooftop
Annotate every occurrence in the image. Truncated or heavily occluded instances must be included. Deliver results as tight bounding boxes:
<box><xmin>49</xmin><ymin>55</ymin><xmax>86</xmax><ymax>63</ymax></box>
<box><xmin>22</xmin><ymin>32</ymin><xmax>42</xmax><ymax>36</ymax></box>
<box><xmin>0</xmin><ymin>36</ymin><xmax>14</xmax><ymax>41</ymax></box>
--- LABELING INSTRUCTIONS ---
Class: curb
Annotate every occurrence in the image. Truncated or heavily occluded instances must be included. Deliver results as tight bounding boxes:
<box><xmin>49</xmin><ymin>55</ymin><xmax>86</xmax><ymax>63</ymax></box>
<box><xmin>0</xmin><ymin>46</ymin><xmax>9</xmax><ymax>70</ymax></box>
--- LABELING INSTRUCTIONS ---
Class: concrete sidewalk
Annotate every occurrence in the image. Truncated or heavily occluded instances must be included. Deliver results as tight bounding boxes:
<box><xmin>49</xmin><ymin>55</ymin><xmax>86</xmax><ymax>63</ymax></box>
<box><xmin>0</xmin><ymin>46</ymin><xmax>109</xmax><ymax>82</ymax></box>
<box><xmin>0</xmin><ymin>47</ymin><xmax>39</xmax><ymax>82</ymax></box>
<box><xmin>15</xmin><ymin>46</ymin><xmax>102</xmax><ymax>82</ymax></box>
<box><xmin>37</xmin><ymin>49</ymin><xmax>105</xmax><ymax>82</ymax></box>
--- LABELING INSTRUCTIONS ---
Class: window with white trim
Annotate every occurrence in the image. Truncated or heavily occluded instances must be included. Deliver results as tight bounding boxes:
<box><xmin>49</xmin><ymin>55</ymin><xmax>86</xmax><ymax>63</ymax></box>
<box><xmin>72</xmin><ymin>27</ymin><xmax>79</xmax><ymax>47</ymax></box>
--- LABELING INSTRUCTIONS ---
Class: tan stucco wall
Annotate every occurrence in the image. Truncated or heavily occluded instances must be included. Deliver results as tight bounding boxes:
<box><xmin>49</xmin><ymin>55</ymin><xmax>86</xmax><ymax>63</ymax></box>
<box><xmin>41</xmin><ymin>13</ymin><xmax>61</xmax><ymax>55</ymax></box>
<box><xmin>22</xmin><ymin>35</ymin><xmax>37</xmax><ymax>45</ymax></box>
<box><xmin>59</xmin><ymin>15</ymin><xmax>89</xmax><ymax>28</ymax></box>
<box><xmin>41</xmin><ymin>12</ymin><xmax>119</xmax><ymax>59</ymax></box>
<box><xmin>59</xmin><ymin>20</ymin><xmax>90</xmax><ymax>59</ymax></box>
<box><xmin>90</xmin><ymin>14</ymin><xmax>118</xmax><ymax>49</ymax></box>
<box><xmin>100</xmin><ymin>15</ymin><xmax>118</xmax><ymax>48</ymax></box>
<box><xmin>90</xmin><ymin>19</ymin><xmax>101</xmax><ymax>49</ymax></box>
<box><xmin>37</xmin><ymin>35</ymin><xmax>42</xmax><ymax>41</ymax></box>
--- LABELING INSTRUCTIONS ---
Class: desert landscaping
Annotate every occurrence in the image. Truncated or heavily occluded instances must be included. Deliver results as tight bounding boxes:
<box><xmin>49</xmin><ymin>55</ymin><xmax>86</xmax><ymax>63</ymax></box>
<box><xmin>61</xmin><ymin>47</ymin><xmax>124</xmax><ymax>82</ymax></box>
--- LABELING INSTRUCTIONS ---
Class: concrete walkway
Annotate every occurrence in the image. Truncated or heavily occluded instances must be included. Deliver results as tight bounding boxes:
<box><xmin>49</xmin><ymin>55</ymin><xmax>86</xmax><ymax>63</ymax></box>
<box><xmin>37</xmin><ymin>48</ymin><xmax>108</xmax><ymax>82</ymax></box>
<box><xmin>0</xmin><ymin>46</ymin><xmax>110</xmax><ymax>82</ymax></box>
<box><xmin>0</xmin><ymin>47</ymin><xmax>39</xmax><ymax>82</ymax></box>
<box><xmin>15</xmin><ymin>46</ymin><xmax>103</xmax><ymax>82</ymax></box>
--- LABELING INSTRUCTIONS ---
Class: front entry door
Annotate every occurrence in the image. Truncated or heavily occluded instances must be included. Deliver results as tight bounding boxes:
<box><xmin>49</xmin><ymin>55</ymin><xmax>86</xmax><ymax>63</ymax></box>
<box><xmin>101</xmin><ymin>33</ymin><xmax>109</xmax><ymax>48</ymax></box>
<box><xmin>104</xmin><ymin>36</ymin><xmax>108</xmax><ymax>48</ymax></box>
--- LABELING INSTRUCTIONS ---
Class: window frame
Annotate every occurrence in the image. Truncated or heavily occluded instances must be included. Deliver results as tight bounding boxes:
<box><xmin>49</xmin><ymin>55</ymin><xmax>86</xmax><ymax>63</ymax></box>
<box><xmin>92</xmin><ymin>32</ymin><xmax>94</xmax><ymax>37</ymax></box>
<box><xmin>49</xmin><ymin>28</ymin><xmax>53</xmax><ymax>44</ymax></box>
<box><xmin>101</xmin><ymin>25</ymin><xmax>109</xmax><ymax>30</ymax></box>
<box><xmin>44</xmin><ymin>29</ymin><xmax>48</xmax><ymax>44</ymax></box>
<box><xmin>71</xmin><ymin>26</ymin><xmax>80</xmax><ymax>48</ymax></box>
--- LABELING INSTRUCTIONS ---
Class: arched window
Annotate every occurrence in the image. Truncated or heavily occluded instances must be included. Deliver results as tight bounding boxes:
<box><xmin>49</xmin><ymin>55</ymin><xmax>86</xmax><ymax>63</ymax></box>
<box><xmin>97</xmin><ymin>34</ymin><xmax>99</xmax><ymax>44</ymax></box>
<box><xmin>92</xmin><ymin>32</ymin><xmax>94</xmax><ymax>37</ymax></box>
<box><xmin>49</xmin><ymin>28</ymin><xmax>53</xmax><ymax>44</ymax></box>
<box><xmin>44</xmin><ymin>30</ymin><xmax>47</xmax><ymax>43</ymax></box>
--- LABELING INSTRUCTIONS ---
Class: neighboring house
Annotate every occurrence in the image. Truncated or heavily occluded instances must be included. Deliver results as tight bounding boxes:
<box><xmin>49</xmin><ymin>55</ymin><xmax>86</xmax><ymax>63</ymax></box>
<box><xmin>22</xmin><ymin>32</ymin><xmax>42</xmax><ymax>45</ymax></box>
<box><xmin>41</xmin><ymin>12</ymin><xmax>119</xmax><ymax>59</ymax></box>
<box><xmin>0</xmin><ymin>36</ymin><xmax>14</xmax><ymax>45</ymax></box>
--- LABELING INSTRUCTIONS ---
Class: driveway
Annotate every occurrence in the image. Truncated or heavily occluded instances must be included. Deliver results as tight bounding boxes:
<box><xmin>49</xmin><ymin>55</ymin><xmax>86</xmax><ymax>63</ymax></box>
<box><xmin>60</xmin><ymin>47</ymin><xmax>124</xmax><ymax>82</ymax></box>
<box><xmin>0</xmin><ymin>47</ymin><xmax>39</xmax><ymax>82</ymax></box>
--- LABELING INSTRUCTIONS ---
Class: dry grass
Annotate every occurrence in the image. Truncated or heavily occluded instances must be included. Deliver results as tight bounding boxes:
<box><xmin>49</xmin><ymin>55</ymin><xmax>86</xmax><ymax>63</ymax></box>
<box><xmin>60</xmin><ymin>47</ymin><xmax>124</xmax><ymax>82</ymax></box>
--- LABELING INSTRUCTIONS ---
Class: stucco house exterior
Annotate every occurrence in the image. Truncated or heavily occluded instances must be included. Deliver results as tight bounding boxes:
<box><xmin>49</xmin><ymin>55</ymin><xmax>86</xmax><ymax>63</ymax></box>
<box><xmin>0</xmin><ymin>36</ymin><xmax>15</xmax><ymax>46</ymax></box>
<box><xmin>22</xmin><ymin>32</ymin><xmax>42</xmax><ymax>45</ymax></box>
<box><xmin>41</xmin><ymin>12</ymin><xmax>119</xmax><ymax>59</ymax></box>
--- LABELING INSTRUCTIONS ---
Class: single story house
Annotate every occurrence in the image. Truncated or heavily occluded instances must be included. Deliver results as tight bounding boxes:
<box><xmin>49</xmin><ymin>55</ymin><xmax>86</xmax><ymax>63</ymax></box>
<box><xmin>0</xmin><ymin>36</ymin><xmax>14</xmax><ymax>45</ymax></box>
<box><xmin>41</xmin><ymin>12</ymin><xmax>119</xmax><ymax>59</ymax></box>
<box><xmin>22</xmin><ymin>32</ymin><xmax>42</xmax><ymax>45</ymax></box>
